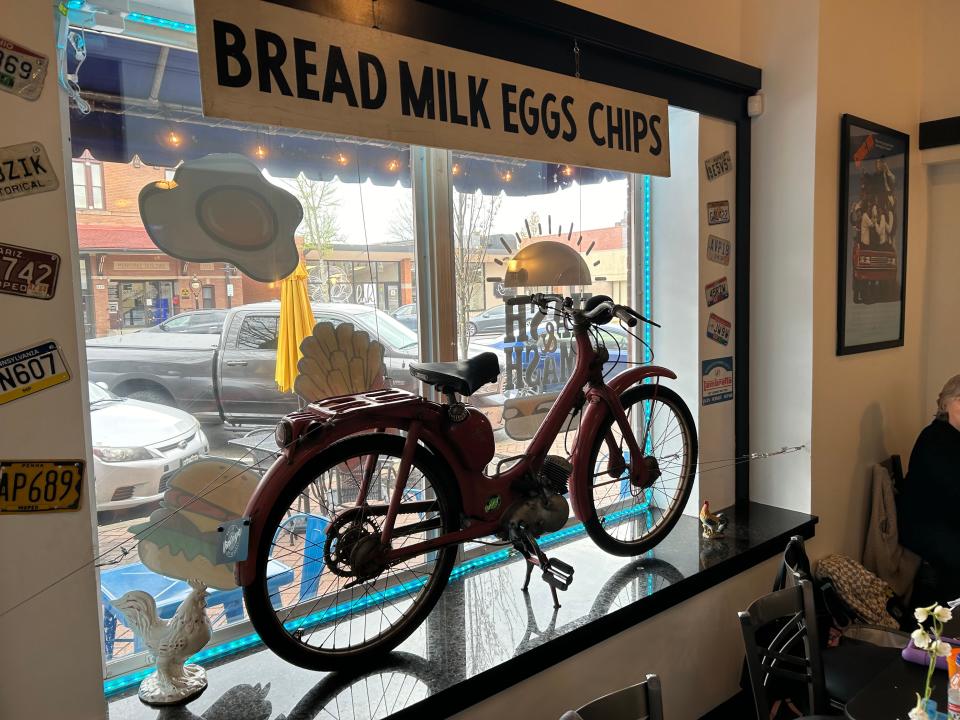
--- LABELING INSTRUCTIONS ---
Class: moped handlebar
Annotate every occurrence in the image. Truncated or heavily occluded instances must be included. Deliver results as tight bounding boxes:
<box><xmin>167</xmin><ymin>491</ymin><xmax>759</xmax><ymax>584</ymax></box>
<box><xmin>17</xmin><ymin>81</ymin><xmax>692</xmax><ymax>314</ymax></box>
<box><xmin>505</xmin><ymin>293</ymin><xmax>659</xmax><ymax>328</ymax></box>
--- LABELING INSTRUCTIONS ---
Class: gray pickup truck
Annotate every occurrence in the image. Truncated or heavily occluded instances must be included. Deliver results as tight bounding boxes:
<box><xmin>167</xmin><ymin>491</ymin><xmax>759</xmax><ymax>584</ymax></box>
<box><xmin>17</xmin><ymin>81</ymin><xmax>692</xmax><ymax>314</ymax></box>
<box><xmin>85</xmin><ymin>302</ymin><xmax>420</xmax><ymax>425</ymax></box>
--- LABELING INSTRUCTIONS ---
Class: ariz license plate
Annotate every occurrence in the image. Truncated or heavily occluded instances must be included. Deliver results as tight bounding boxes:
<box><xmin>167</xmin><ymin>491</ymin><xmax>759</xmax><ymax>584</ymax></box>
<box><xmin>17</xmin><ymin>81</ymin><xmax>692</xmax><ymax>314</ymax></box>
<box><xmin>0</xmin><ymin>340</ymin><xmax>71</xmax><ymax>406</ymax></box>
<box><xmin>0</xmin><ymin>461</ymin><xmax>84</xmax><ymax>513</ymax></box>
<box><xmin>0</xmin><ymin>241</ymin><xmax>59</xmax><ymax>299</ymax></box>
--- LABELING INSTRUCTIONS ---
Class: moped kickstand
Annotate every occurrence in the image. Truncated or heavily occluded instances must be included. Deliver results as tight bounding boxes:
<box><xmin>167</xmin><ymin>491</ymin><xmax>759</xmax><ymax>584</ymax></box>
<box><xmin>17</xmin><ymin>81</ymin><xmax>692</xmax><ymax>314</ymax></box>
<box><xmin>513</xmin><ymin>524</ymin><xmax>574</xmax><ymax>609</ymax></box>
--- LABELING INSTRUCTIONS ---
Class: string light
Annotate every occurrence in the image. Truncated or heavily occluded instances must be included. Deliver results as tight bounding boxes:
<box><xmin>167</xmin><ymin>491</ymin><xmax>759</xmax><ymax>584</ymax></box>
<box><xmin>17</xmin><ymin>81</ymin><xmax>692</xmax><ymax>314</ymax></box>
<box><xmin>254</xmin><ymin>144</ymin><xmax>268</xmax><ymax>160</ymax></box>
<box><xmin>501</xmin><ymin>169</ymin><xmax>513</xmax><ymax>183</ymax></box>
<box><xmin>561</xmin><ymin>165</ymin><xmax>574</xmax><ymax>177</ymax></box>
<box><xmin>386</xmin><ymin>158</ymin><xmax>400</xmax><ymax>172</ymax></box>
<box><xmin>451</xmin><ymin>163</ymin><xmax>462</xmax><ymax>176</ymax></box>
<box><xmin>165</xmin><ymin>130</ymin><xmax>182</xmax><ymax>148</ymax></box>
<box><xmin>335</xmin><ymin>152</ymin><xmax>349</xmax><ymax>166</ymax></box>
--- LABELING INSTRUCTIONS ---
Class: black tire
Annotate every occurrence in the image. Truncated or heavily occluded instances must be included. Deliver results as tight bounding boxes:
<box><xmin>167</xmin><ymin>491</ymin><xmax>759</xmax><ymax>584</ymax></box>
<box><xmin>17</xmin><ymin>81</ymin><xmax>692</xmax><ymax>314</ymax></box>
<box><xmin>467</xmin><ymin>322</ymin><xmax>478</xmax><ymax>337</ymax></box>
<box><xmin>124</xmin><ymin>386</ymin><xmax>175</xmax><ymax>406</ymax></box>
<box><xmin>244</xmin><ymin>434</ymin><xmax>459</xmax><ymax>671</ymax></box>
<box><xmin>581</xmin><ymin>384</ymin><xmax>697</xmax><ymax>556</ymax></box>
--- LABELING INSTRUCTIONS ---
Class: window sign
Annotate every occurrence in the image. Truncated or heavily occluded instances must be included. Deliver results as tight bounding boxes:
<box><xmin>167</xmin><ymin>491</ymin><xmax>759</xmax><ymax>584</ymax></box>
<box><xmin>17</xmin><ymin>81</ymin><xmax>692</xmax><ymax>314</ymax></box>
<box><xmin>195</xmin><ymin>0</ymin><xmax>670</xmax><ymax>176</ymax></box>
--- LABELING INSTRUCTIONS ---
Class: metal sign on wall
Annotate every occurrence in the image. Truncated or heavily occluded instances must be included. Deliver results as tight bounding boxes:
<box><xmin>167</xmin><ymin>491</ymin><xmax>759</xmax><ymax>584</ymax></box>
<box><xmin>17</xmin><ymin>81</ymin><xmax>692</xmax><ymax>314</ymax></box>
<box><xmin>194</xmin><ymin>0</ymin><xmax>670</xmax><ymax>176</ymax></box>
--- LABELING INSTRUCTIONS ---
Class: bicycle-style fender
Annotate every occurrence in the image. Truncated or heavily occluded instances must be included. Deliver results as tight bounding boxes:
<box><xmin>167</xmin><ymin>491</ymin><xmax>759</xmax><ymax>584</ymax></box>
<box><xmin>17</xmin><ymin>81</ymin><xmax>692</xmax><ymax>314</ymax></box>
<box><xmin>568</xmin><ymin>365</ymin><xmax>677</xmax><ymax>522</ymax></box>
<box><xmin>235</xmin><ymin>392</ymin><xmax>494</xmax><ymax>587</ymax></box>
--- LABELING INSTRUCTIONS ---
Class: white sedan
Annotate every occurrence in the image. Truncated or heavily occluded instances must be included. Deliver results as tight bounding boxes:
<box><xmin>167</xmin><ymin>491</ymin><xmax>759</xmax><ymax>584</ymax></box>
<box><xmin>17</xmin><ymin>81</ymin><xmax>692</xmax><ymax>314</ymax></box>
<box><xmin>89</xmin><ymin>382</ymin><xmax>208</xmax><ymax>512</ymax></box>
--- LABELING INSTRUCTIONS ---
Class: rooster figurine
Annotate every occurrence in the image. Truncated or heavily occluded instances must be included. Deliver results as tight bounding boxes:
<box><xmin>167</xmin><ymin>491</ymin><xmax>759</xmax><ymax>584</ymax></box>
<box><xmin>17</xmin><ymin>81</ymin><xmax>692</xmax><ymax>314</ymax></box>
<box><xmin>699</xmin><ymin>500</ymin><xmax>728</xmax><ymax>539</ymax></box>
<box><xmin>113</xmin><ymin>579</ymin><xmax>212</xmax><ymax>706</ymax></box>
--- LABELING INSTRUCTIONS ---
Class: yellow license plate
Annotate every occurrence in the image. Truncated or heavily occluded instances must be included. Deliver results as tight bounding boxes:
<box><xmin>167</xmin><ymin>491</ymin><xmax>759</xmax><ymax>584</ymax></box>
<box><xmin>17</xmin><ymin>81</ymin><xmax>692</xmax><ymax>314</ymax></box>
<box><xmin>0</xmin><ymin>340</ymin><xmax>71</xmax><ymax>406</ymax></box>
<box><xmin>0</xmin><ymin>461</ymin><xmax>84</xmax><ymax>513</ymax></box>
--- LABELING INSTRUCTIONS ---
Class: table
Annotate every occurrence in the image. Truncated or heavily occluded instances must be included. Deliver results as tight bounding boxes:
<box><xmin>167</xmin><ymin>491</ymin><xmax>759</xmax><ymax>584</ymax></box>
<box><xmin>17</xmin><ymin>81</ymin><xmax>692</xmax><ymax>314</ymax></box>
<box><xmin>845</xmin><ymin>657</ymin><xmax>948</xmax><ymax>719</ymax></box>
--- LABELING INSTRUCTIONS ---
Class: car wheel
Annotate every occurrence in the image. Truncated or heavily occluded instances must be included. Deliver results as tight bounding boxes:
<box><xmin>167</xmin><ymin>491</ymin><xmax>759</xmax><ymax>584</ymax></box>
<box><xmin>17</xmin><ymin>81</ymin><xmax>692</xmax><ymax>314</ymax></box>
<box><xmin>468</xmin><ymin>322</ymin><xmax>478</xmax><ymax>336</ymax></box>
<box><xmin>126</xmin><ymin>387</ymin><xmax>176</xmax><ymax>407</ymax></box>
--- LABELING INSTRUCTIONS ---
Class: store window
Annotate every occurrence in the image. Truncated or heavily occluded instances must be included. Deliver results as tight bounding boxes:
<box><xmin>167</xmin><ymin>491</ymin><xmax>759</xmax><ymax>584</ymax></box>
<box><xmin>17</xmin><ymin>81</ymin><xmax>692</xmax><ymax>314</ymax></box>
<box><xmin>68</xmin><ymin>29</ymin><xmax>420</xmax><ymax>670</ymax></box>
<box><xmin>62</xmin><ymin>14</ymin><xmax>740</xmax><ymax>689</ymax></box>
<box><xmin>72</xmin><ymin>155</ymin><xmax>104</xmax><ymax>210</ymax></box>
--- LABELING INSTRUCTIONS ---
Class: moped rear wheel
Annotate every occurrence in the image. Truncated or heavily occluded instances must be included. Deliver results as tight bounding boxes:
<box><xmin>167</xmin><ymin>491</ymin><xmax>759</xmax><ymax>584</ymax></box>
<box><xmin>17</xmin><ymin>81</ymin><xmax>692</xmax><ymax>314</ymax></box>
<box><xmin>244</xmin><ymin>434</ymin><xmax>459</xmax><ymax>671</ymax></box>
<box><xmin>582</xmin><ymin>384</ymin><xmax>697</xmax><ymax>556</ymax></box>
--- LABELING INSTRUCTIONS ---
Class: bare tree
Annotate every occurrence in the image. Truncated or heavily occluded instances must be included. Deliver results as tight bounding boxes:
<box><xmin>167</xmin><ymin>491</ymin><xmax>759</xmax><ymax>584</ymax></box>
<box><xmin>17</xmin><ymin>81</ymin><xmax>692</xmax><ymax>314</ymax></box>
<box><xmin>453</xmin><ymin>190</ymin><xmax>502</xmax><ymax>356</ymax></box>
<box><xmin>388</xmin><ymin>197</ymin><xmax>415</xmax><ymax>246</ymax></box>
<box><xmin>290</xmin><ymin>174</ymin><xmax>340</xmax><ymax>299</ymax></box>
<box><xmin>521</xmin><ymin>210</ymin><xmax>542</xmax><ymax>239</ymax></box>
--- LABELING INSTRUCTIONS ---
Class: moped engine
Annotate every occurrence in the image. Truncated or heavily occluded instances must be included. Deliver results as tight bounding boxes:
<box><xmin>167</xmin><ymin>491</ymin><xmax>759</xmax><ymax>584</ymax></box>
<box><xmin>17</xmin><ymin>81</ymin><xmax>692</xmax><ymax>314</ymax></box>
<box><xmin>498</xmin><ymin>455</ymin><xmax>572</xmax><ymax>537</ymax></box>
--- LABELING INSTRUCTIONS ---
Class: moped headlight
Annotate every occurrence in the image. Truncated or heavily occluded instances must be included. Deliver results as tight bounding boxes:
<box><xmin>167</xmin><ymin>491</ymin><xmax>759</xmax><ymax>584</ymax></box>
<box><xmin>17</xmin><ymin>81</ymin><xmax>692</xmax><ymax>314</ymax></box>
<box><xmin>275</xmin><ymin>419</ymin><xmax>295</xmax><ymax>449</ymax></box>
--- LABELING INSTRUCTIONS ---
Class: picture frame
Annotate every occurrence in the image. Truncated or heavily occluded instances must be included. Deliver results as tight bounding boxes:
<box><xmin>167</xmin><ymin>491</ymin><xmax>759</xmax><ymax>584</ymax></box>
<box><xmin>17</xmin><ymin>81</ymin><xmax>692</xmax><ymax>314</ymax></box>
<box><xmin>837</xmin><ymin>114</ymin><xmax>909</xmax><ymax>355</ymax></box>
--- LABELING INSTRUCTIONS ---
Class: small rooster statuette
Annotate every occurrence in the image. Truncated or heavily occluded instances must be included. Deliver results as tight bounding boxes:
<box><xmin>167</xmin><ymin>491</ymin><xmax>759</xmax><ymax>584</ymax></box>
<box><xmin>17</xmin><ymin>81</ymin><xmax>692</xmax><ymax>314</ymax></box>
<box><xmin>699</xmin><ymin>500</ymin><xmax>728</xmax><ymax>539</ymax></box>
<box><xmin>114</xmin><ymin>579</ymin><xmax>212</xmax><ymax>706</ymax></box>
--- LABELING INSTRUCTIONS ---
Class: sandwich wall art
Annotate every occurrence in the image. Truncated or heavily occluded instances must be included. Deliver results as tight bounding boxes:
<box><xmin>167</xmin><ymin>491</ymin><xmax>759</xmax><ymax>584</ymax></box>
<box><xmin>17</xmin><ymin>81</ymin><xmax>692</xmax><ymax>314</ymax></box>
<box><xmin>837</xmin><ymin>114</ymin><xmax>909</xmax><ymax>355</ymax></box>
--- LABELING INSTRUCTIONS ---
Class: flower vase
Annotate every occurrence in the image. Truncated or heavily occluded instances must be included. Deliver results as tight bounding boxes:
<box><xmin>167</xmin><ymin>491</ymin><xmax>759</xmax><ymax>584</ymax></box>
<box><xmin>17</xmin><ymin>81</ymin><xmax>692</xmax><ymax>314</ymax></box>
<box><xmin>910</xmin><ymin>698</ymin><xmax>948</xmax><ymax>720</ymax></box>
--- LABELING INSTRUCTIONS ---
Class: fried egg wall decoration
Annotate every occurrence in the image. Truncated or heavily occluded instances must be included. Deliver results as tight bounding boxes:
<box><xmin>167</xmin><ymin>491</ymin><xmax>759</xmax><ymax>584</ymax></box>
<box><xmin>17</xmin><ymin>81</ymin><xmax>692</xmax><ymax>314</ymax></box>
<box><xmin>139</xmin><ymin>154</ymin><xmax>303</xmax><ymax>282</ymax></box>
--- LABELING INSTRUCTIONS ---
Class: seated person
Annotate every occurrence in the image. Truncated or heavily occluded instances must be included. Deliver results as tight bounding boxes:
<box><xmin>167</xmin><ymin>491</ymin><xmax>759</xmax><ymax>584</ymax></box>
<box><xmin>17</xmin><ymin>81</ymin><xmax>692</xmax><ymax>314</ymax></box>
<box><xmin>897</xmin><ymin>374</ymin><xmax>960</xmax><ymax>605</ymax></box>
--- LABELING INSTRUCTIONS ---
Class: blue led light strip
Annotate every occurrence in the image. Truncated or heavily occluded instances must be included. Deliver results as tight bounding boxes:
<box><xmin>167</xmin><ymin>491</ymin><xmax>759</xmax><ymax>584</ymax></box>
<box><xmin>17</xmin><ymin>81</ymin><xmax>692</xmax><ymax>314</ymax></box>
<box><xmin>642</xmin><ymin>175</ymin><xmax>652</xmax><ymax>364</ymax></box>
<box><xmin>126</xmin><ymin>12</ymin><xmax>196</xmax><ymax>34</ymax></box>
<box><xmin>103</xmin><ymin>501</ymin><xmax>651</xmax><ymax>697</ymax></box>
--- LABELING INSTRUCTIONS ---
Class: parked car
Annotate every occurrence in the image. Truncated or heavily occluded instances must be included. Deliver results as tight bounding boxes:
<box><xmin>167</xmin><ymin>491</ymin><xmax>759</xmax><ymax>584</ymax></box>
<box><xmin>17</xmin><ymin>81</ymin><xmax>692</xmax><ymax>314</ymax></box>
<box><xmin>141</xmin><ymin>310</ymin><xmax>228</xmax><ymax>335</ymax></box>
<box><xmin>86</xmin><ymin>302</ymin><xmax>424</xmax><ymax>424</ymax></box>
<box><xmin>89</xmin><ymin>382</ymin><xmax>208</xmax><ymax>512</ymax></box>
<box><xmin>467</xmin><ymin>304</ymin><xmax>507</xmax><ymax>336</ymax></box>
<box><xmin>391</xmin><ymin>303</ymin><xmax>418</xmax><ymax>330</ymax></box>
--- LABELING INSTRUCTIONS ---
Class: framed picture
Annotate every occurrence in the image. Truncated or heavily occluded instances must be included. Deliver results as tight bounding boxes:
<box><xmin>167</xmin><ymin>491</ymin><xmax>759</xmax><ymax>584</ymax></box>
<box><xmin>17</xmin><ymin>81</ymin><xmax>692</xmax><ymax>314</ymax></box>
<box><xmin>837</xmin><ymin>114</ymin><xmax>909</xmax><ymax>355</ymax></box>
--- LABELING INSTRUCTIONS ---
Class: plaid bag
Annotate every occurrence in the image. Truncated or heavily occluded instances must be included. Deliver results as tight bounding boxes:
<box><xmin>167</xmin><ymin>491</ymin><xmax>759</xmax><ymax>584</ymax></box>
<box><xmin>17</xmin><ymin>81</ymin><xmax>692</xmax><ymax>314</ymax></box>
<box><xmin>814</xmin><ymin>554</ymin><xmax>899</xmax><ymax>629</ymax></box>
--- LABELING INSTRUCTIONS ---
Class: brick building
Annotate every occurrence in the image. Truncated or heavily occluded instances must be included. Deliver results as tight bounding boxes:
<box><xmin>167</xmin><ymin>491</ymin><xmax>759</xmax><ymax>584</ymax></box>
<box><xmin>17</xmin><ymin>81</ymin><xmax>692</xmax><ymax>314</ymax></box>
<box><xmin>74</xmin><ymin>154</ymin><xmax>285</xmax><ymax>337</ymax></box>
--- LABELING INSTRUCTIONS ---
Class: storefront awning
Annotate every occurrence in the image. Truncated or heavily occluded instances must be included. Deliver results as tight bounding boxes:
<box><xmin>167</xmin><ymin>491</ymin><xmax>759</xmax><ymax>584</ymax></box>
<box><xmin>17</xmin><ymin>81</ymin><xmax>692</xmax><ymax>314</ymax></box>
<box><xmin>70</xmin><ymin>33</ymin><xmax>626</xmax><ymax>195</ymax></box>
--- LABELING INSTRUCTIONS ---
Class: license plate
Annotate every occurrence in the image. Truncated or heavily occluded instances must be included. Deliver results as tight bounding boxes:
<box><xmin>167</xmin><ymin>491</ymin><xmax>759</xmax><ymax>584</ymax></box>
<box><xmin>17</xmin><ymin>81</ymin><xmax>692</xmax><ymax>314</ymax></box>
<box><xmin>0</xmin><ymin>241</ymin><xmax>59</xmax><ymax>300</ymax></box>
<box><xmin>706</xmin><ymin>313</ymin><xmax>731</xmax><ymax>345</ymax></box>
<box><xmin>704</xmin><ymin>150</ymin><xmax>733</xmax><ymax>181</ymax></box>
<box><xmin>0</xmin><ymin>461</ymin><xmax>84</xmax><ymax>513</ymax></box>
<box><xmin>705</xmin><ymin>277</ymin><xmax>730</xmax><ymax>307</ymax></box>
<box><xmin>0</xmin><ymin>141</ymin><xmax>59</xmax><ymax>202</ymax></box>
<box><xmin>0</xmin><ymin>35</ymin><xmax>48</xmax><ymax>102</ymax></box>
<box><xmin>707</xmin><ymin>200</ymin><xmax>730</xmax><ymax>225</ymax></box>
<box><xmin>706</xmin><ymin>234</ymin><xmax>731</xmax><ymax>266</ymax></box>
<box><xmin>0</xmin><ymin>340</ymin><xmax>71</xmax><ymax>406</ymax></box>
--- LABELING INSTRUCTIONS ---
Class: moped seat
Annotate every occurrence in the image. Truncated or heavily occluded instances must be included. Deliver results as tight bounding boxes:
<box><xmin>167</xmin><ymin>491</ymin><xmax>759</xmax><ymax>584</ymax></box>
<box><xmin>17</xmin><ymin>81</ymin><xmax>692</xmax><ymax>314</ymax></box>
<box><xmin>408</xmin><ymin>352</ymin><xmax>500</xmax><ymax>396</ymax></box>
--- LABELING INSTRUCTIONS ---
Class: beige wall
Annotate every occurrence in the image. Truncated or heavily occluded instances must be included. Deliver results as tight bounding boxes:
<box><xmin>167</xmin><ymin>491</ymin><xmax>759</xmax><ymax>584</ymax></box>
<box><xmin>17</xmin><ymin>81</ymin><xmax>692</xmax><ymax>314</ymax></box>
<box><xmin>559</xmin><ymin>0</ymin><xmax>743</xmax><ymax>60</ymax></box>
<box><xmin>0</xmin><ymin>5</ymin><xmax>106</xmax><ymax>720</ymax></box>
<box><xmin>809</xmin><ymin>0</ymin><xmax>928</xmax><ymax>561</ymax></box>
<box><xmin>922</xmin><ymin>0</ymin><xmax>960</xmax><ymax>121</ymax></box>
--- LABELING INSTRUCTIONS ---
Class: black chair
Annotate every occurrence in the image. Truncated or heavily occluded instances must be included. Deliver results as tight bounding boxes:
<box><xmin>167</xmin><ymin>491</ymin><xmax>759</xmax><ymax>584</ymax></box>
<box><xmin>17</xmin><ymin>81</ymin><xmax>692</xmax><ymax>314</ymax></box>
<box><xmin>559</xmin><ymin>674</ymin><xmax>663</xmax><ymax>720</ymax></box>
<box><xmin>779</xmin><ymin>536</ymin><xmax>905</xmax><ymax>708</ymax></box>
<box><xmin>739</xmin><ymin>580</ymin><xmax>836</xmax><ymax>719</ymax></box>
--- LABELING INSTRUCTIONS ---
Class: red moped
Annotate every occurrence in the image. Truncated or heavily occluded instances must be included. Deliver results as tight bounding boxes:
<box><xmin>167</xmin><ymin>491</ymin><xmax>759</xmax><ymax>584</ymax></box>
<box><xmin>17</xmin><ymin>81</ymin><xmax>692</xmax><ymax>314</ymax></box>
<box><xmin>240</xmin><ymin>294</ymin><xmax>697</xmax><ymax>670</ymax></box>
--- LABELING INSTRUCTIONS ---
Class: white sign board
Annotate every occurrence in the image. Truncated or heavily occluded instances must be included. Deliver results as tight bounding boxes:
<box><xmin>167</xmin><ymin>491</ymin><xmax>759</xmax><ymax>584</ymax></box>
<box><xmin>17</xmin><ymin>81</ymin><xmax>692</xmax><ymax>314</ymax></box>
<box><xmin>194</xmin><ymin>0</ymin><xmax>670</xmax><ymax>176</ymax></box>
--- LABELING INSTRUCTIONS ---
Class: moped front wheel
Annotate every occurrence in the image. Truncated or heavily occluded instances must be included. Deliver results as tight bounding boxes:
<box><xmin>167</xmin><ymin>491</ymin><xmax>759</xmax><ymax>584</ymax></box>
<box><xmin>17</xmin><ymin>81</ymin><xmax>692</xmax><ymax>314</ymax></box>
<box><xmin>244</xmin><ymin>434</ymin><xmax>460</xmax><ymax>671</ymax></box>
<box><xmin>582</xmin><ymin>384</ymin><xmax>697</xmax><ymax>556</ymax></box>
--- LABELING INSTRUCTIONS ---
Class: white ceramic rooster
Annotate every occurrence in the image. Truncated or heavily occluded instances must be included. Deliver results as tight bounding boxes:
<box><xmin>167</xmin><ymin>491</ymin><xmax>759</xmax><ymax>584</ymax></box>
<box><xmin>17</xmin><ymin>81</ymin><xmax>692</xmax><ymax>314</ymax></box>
<box><xmin>113</xmin><ymin>579</ymin><xmax>212</xmax><ymax>705</ymax></box>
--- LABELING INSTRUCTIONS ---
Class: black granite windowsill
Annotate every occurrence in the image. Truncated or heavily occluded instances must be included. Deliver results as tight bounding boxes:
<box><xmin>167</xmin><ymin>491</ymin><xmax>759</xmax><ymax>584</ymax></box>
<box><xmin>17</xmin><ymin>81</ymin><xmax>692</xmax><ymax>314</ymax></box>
<box><xmin>107</xmin><ymin>502</ymin><xmax>816</xmax><ymax>720</ymax></box>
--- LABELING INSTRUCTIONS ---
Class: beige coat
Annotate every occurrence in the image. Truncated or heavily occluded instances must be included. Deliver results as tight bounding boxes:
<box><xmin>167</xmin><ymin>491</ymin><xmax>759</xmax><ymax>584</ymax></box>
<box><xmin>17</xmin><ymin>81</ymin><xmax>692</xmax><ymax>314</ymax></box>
<box><xmin>862</xmin><ymin>463</ymin><xmax>920</xmax><ymax>598</ymax></box>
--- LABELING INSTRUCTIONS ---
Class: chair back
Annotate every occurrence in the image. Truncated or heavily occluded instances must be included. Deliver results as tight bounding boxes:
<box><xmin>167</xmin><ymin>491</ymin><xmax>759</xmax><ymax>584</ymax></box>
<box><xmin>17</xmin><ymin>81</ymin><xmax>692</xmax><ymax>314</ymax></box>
<box><xmin>881</xmin><ymin>454</ymin><xmax>904</xmax><ymax>492</ymax></box>
<box><xmin>560</xmin><ymin>674</ymin><xmax>663</xmax><ymax>720</ymax></box>
<box><xmin>739</xmin><ymin>580</ymin><xmax>827</xmax><ymax>719</ymax></box>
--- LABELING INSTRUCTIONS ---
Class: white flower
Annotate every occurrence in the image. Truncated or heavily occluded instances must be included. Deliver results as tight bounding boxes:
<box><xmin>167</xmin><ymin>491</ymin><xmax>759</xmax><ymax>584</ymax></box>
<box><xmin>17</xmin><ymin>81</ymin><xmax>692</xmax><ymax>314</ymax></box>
<box><xmin>934</xmin><ymin>605</ymin><xmax>953</xmax><ymax>623</ymax></box>
<box><xmin>912</xmin><ymin>628</ymin><xmax>932</xmax><ymax>649</ymax></box>
<box><xmin>916</xmin><ymin>606</ymin><xmax>932</xmax><ymax>623</ymax></box>
<box><xmin>935</xmin><ymin>640</ymin><xmax>953</xmax><ymax>657</ymax></box>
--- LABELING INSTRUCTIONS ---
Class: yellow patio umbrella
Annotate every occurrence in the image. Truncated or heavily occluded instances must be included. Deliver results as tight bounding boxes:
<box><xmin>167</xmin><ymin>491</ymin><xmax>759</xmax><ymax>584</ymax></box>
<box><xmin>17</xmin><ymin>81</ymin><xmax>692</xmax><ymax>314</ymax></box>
<box><xmin>275</xmin><ymin>261</ymin><xmax>315</xmax><ymax>393</ymax></box>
